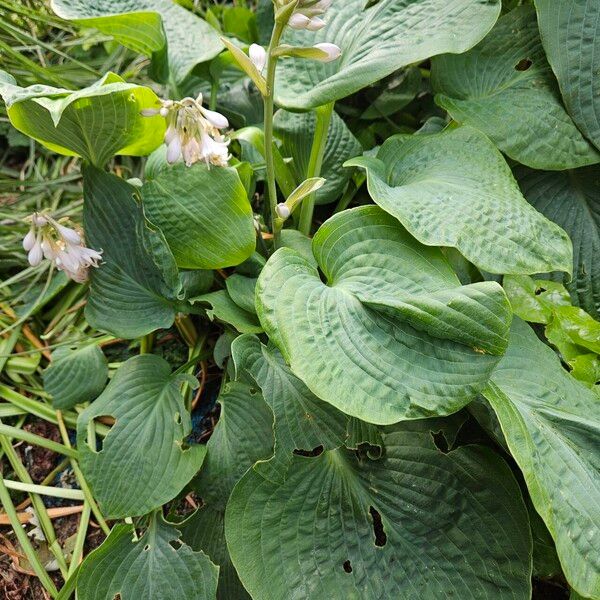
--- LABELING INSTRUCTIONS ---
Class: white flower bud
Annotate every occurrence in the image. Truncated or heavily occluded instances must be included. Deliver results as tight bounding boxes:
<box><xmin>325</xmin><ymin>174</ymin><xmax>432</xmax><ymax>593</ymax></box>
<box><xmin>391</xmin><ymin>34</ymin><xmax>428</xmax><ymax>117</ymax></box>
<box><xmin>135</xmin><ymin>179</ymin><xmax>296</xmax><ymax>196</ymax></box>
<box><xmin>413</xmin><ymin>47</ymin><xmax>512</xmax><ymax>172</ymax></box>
<box><xmin>54</xmin><ymin>222</ymin><xmax>82</xmax><ymax>245</ymax></box>
<box><xmin>28</xmin><ymin>241</ymin><xmax>43</xmax><ymax>267</ymax></box>
<box><xmin>249</xmin><ymin>44</ymin><xmax>267</xmax><ymax>73</ymax></box>
<box><xmin>22</xmin><ymin>227</ymin><xmax>36</xmax><ymax>251</ymax></box>
<box><xmin>167</xmin><ymin>136</ymin><xmax>182</xmax><ymax>164</ymax></box>
<box><xmin>289</xmin><ymin>13</ymin><xmax>312</xmax><ymax>29</ymax></box>
<box><xmin>159</xmin><ymin>106</ymin><xmax>170</xmax><ymax>117</ymax></box>
<box><xmin>276</xmin><ymin>203</ymin><xmax>291</xmax><ymax>219</ymax></box>
<box><xmin>305</xmin><ymin>17</ymin><xmax>326</xmax><ymax>31</ymax></box>
<box><xmin>32</xmin><ymin>214</ymin><xmax>48</xmax><ymax>227</ymax></box>
<box><xmin>199</xmin><ymin>107</ymin><xmax>229</xmax><ymax>130</ymax></box>
<box><xmin>313</xmin><ymin>42</ymin><xmax>342</xmax><ymax>62</ymax></box>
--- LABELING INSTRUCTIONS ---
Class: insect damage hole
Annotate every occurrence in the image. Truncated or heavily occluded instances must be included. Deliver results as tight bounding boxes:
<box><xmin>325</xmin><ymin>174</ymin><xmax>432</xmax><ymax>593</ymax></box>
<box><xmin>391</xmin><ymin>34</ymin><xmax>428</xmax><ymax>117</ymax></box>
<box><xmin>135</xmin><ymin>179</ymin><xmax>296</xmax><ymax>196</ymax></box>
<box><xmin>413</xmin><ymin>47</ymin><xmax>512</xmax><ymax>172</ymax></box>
<box><xmin>293</xmin><ymin>445</ymin><xmax>324</xmax><ymax>457</ymax></box>
<box><xmin>515</xmin><ymin>58</ymin><xmax>532</xmax><ymax>71</ymax></box>
<box><xmin>343</xmin><ymin>560</ymin><xmax>353</xmax><ymax>573</ymax></box>
<box><xmin>369</xmin><ymin>506</ymin><xmax>387</xmax><ymax>547</ymax></box>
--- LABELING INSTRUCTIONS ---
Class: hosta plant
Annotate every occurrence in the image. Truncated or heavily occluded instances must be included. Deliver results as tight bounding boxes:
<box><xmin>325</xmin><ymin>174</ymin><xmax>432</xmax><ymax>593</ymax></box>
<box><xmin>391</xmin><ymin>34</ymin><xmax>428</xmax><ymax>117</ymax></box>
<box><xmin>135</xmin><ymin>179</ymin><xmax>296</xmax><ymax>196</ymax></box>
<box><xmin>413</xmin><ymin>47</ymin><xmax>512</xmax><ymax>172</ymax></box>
<box><xmin>0</xmin><ymin>0</ymin><xmax>599</xmax><ymax>599</ymax></box>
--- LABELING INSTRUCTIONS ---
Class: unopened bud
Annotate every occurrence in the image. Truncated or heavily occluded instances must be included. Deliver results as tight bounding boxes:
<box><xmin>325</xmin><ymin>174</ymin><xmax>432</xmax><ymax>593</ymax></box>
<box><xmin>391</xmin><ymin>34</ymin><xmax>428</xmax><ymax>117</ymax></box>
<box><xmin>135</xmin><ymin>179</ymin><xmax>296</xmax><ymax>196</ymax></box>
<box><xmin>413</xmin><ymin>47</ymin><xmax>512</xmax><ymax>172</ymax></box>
<box><xmin>276</xmin><ymin>203</ymin><xmax>291</xmax><ymax>220</ymax></box>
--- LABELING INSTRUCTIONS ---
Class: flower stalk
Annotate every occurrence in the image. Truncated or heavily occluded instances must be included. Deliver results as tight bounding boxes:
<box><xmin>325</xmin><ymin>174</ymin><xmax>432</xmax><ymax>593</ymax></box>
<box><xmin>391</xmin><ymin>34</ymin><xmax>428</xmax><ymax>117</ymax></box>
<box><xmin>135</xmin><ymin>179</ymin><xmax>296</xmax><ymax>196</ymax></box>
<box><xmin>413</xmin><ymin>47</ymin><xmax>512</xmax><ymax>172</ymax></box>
<box><xmin>263</xmin><ymin>18</ymin><xmax>288</xmax><ymax>249</ymax></box>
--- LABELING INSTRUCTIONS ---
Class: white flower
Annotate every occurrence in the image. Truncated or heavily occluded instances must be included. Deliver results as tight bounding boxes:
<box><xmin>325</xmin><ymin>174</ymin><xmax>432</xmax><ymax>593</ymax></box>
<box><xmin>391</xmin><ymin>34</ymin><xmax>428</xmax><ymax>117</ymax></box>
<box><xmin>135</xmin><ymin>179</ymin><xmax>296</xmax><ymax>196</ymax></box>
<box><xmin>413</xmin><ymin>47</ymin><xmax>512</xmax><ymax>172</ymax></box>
<box><xmin>249</xmin><ymin>44</ymin><xmax>267</xmax><ymax>73</ymax></box>
<box><xmin>313</xmin><ymin>42</ymin><xmax>342</xmax><ymax>62</ymax></box>
<box><xmin>22</xmin><ymin>212</ymin><xmax>102</xmax><ymax>283</ymax></box>
<box><xmin>143</xmin><ymin>94</ymin><xmax>230</xmax><ymax>168</ymax></box>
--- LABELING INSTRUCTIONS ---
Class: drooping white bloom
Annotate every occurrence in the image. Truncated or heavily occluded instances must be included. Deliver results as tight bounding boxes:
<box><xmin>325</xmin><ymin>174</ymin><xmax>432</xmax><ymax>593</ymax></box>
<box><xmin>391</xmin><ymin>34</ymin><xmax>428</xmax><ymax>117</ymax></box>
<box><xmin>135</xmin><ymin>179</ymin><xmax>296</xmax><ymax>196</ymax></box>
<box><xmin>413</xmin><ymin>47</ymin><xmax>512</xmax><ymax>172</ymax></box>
<box><xmin>22</xmin><ymin>212</ymin><xmax>102</xmax><ymax>283</ymax></box>
<box><xmin>313</xmin><ymin>42</ymin><xmax>342</xmax><ymax>62</ymax></box>
<box><xmin>249</xmin><ymin>44</ymin><xmax>267</xmax><ymax>73</ymax></box>
<box><xmin>142</xmin><ymin>94</ymin><xmax>230</xmax><ymax>168</ymax></box>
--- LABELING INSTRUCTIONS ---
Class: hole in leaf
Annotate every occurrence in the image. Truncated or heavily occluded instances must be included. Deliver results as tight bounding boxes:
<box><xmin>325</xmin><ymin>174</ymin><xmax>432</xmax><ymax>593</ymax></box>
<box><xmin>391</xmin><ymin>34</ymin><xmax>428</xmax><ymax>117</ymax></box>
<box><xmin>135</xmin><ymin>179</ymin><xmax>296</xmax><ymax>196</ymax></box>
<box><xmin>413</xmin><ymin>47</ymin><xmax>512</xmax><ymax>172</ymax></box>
<box><xmin>369</xmin><ymin>506</ymin><xmax>387</xmax><ymax>547</ymax></box>
<box><xmin>174</xmin><ymin>412</ymin><xmax>182</xmax><ymax>425</ymax></box>
<box><xmin>85</xmin><ymin>415</ymin><xmax>115</xmax><ymax>453</ymax></box>
<box><xmin>143</xmin><ymin>544</ymin><xmax>150</xmax><ymax>552</ymax></box>
<box><xmin>534</xmin><ymin>286</ymin><xmax>547</xmax><ymax>296</ymax></box>
<box><xmin>431</xmin><ymin>430</ymin><xmax>449</xmax><ymax>453</ymax></box>
<box><xmin>293</xmin><ymin>445</ymin><xmax>324</xmax><ymax>457</ymax></box>
<box><xmin>343</xmin><ymin>560</ymin><xmax>353</xmax><ymax>573</ymax></box>
<box><xmin>169</xmin><ymin>539</ymin><xmax>183</xmax><ymax>550</ymax></box>
<box><xmin>515</xmin><ymin>58</ymin><xmax>532</xmax><ymax>71</ymax></box>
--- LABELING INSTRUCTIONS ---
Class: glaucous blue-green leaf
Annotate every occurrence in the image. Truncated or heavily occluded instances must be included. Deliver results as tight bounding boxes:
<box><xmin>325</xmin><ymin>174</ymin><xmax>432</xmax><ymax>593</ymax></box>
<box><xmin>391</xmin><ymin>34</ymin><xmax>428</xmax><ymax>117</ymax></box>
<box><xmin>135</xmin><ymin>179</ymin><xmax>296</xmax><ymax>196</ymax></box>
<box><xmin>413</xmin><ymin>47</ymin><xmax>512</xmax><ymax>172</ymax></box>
<box><xmin>274</xmin><ymin>109</ymin><xmax>362</xmax><ymax>205</ymax></box>
<box><xmin>256</xmin><ymin>206</ymin><xmax>512</xmax><ymax>425</ymax></box>
<box><xmin>0</xmin><ymin>72</ymin><xmax>164</xmax><ymax>167</ymax></box>
<box><xmin>43</xmin><ymin>344</ymin><xmax>107</xmax><ymax>410</ymax></box>
<box><xmin>515</xmin><ymin>166</ymin><xmax>600</xmax><ymax>319</ymax></box>
<box><xmin>50</xmin><ymin>0</ymin><xmax>223</xmax><ymax>83</ymax></box>
<box><xmin>77</xmin><ymin>515</ymin><xmax>218</xmax><ymax>600</ymax></box>
<box><xmin>482</xmin><ymin>318</ymin><xmax>600</xmax><ymax>598</ymax></box>
<box><xmin>142</xmin><ymin>164</ymin><xmax>255</xmax><ymax>270</ymax></box>
<box><xmin>77</xmin><ymin>354</ymin><xmax>206</xmax><ymax>518</ymax></box>
<box><xmin>225</xmin><ymin>274</ymin><xmax>257</xmax><ymax>315</ymax></box>
<box><xmin>226</xmin><ymin>421</ymin><xmax>532</xmax><ymax>599</ymax></box>
<box><xmin>431</xmin><ymin>6</ymin><xmax>600</xmax><ymax>170</ymax></box>
<box><xmin>83</xmin><ymin>166</ymin><xmax>179</xmax><ymax>339</ymax></box>
<box><xmin>347</xmin><ymin>126</ymin><xmax>572</xmax><ymax>275</ymax></box>
<box><xmin>232</xmin><ymin>334</ymin><xmax>381</xmax><ymax>481</ymax></box>
<box><xmin>274</xmin><ymin>0</ymin><xmax>501</xmax><ymax>110</ymax></box>
<box><xmin>182</xmin><ymin>382</ymin><xmax>273</xmax><ymax>600</ymax></box>
<box><xmin>535</xmin><ymin>0</ymin><xmax>600</xmax><ymax>151</ymax></box>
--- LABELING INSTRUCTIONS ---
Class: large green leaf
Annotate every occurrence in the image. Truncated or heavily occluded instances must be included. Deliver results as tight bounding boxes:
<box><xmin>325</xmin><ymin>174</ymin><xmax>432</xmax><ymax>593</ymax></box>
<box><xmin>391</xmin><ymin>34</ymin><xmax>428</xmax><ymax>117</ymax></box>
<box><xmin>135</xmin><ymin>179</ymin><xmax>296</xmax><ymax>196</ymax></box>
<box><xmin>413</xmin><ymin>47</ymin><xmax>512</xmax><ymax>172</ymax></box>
<box><xmin>0</xmin><ymin>72</ymin><xmax>164</xmax><ymax>167</ymax></box>
<box><xmin>190</xmin><ymin>290</ymin><xmax>263</xmax><ymax>334</ymax></box>
<box><xmin>274</xmin><ymin>0</ymin><xmax>501</xmax><ymax>110</ymax></box>
<box><xmin>182</xmin><ymin>382</ymin><xmax>273</xmax><ymax>600</ymax></box>
<box><xmin>50</xmin><ymin>0</ymin><xmax>222</xmax><ymax>83</ymax></box>
<box><xmin>83</xmin><ymin>166</ymin><xmax>179</xmax><ymax>339</ymax></box>
<box><xmin>77</xmin><ymin>354</ymin><xmax>206</xmax><ymax>518</ymax></box>
<box><xmin>226</xmin><ymin>421</ymin><xmax>532</xmax><ymax>599</ymax></box>
<box><xmin>347</xmin><ymin>126</ymin><xmax>572</xmax><ymax>275</ymax></box>
<box><xmin>274</xmin><ymin>109</ymin><xmax>362</xmax><ymax>205</ymax></box>
<box><xmin>431</xmin><ymin>6</ymin><xmax>600</xmax><ymax>170</ymax></box>
<box><xmin>256</xmin><ymin>206</ymin><xmax>512</xmax><ymax>425</ymax></box>
<box><xmin>43</xmin><ymin>344</ymin><xmax>107</xmax><ymax>410</ymax></box>
<box><xmin>77</xmin><ymin>515</ymin><xmax>218</xmax><ymax>600</ymax></box>
<box><xmin>232</xmin><ymin>334</ymin><xmax>381</xmax><ymax>481</ymax></box>
<box><xmin>482</xmin><ymin>318</ymin><xmax>600</xmax><ymax>598</ymax></box>
<box><xmin>535</xmin><ymin>0</ymin><xmax>600</xmax><ymax>151</ymax></box>
<box><xmin>515</xmin><ymin>165</ymin><xmax>600</xmax><ymax>319</ymax></box>
<box><xmin>142</xmin><ymin>163</ymin><xmax>256</xmax><ymax>270</ymax></box>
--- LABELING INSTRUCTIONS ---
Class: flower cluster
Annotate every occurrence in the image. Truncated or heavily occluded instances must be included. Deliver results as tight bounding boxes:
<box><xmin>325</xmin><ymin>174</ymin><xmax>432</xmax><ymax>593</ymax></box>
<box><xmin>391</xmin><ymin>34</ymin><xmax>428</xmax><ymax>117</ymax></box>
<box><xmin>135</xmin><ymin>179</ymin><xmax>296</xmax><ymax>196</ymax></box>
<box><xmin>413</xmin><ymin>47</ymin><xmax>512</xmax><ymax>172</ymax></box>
<box><xmin>143</xmin><ymin>94</ymin><xmax>230</xmax><ymax>168</ymax></box>
<box><xmin>289</xmin><ymin>0</ymin><xmax>333</xmax><ymax>30</ymax></box>
<box><xmin>23</xmin><ymin>213</ymin><xmax>102</xmax><ymax>283</ymax></box>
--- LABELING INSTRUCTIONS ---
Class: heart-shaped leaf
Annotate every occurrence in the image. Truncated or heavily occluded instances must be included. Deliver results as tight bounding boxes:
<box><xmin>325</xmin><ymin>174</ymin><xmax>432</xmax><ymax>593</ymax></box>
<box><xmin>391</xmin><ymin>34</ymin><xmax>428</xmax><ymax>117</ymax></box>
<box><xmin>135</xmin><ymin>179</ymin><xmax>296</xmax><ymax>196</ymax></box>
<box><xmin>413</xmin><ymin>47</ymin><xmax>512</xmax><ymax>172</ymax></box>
<box><xmin>483</xmin><ymin>318</ymin><xmax>600</xmax><ymax>597</ymax></box>
<box><xmin>182</xmin><ymin>382</ymin><xmax>273</xmax><ymax>600</ymax></box>
<box><xmin>256</xmin><ymin>206</ymin><xmax>512</xmax><ymax>425</ymax></box>
<box><xmin>231</xmin><ymin>334</ymin><xmax>380</xmax><ymax>481</ymax></box>
<box><xmin>347</xmin><ymin>126</ymin><xmax>573</xmax><ymax>275</ymax></box>
<box><xmin>274</xmin><ymin>109</ymin><xmax>361</xmax><ymax>205</ymax></box>
<box><xmin>515</xmin><ymin>165</ymin><xmax>600</xmax><ymax>320</ymax></box>
<box><xmin>43</xmin><ymin>345</ymin><xmax>107</xmax><ymax>410</ymax></box>
<box><xmin>535</xmin><ymin>0</ymin><xmax>600</xmax><ymax>151</ymax></box>
<box><xmin>431</xmin><ymin>6</ymin><xmax>600</xmax><ymax>170</ymax></box>
<box><xmin>50</xmin><ymin>0</ymin><xmax>223</xmax><ymax>83</ymax></box>
<box><xmin>0</xmin><ymin>72</ymin><xmax>164</xmax><ymax>167</ymax></box>
<box><xmin>83</xmin><ymin>166</ymin><xmax>180</xmax><ymax>339</ymax></box>
<box><xmin>274</xmin><ymin>0</ymin><xmax>501</xmax><ymax>110</ymax></box>
<box><xmin>142</xmin><ymin>163</ymin><xmax>256</xmax><ymax>270</ymax></box>
<box><xmin>77</xmin><ymin>354</ymin><xmax>206</xmax><ymax>518</ymax></box>
<box><xmin>77</xmin><ymin>515</ymin><xmax>218</xmax><ymax>600</ymax></box>
<box><xmin>226</xmin><ymin>421</ymin><xmax>532</xmax><ymax>599</ymax></box>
